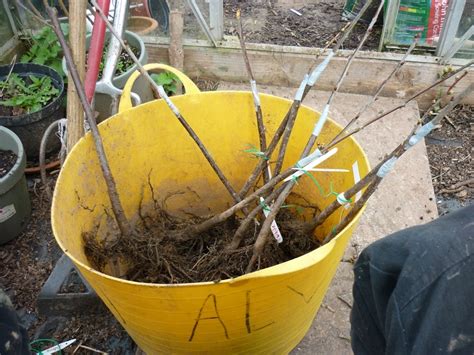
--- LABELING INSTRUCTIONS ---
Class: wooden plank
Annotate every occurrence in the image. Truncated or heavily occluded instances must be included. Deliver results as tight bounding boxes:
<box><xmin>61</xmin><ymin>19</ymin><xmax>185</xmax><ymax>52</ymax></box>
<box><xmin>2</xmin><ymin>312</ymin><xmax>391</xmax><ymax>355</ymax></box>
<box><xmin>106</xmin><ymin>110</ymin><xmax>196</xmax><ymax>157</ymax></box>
<box><xmin>66</xmin><ymin>0</ymin><xmax>86</xmax><ymax>152</ymax></box>
<box><xmin>0</xmin><ymin>38</ymin><xmax>24</xmax><ymax>64</ymax></box>
<box><xmin>143</xmin><ymin>36</ymin><xmax>474</xmax><ymax>109</ymax></box>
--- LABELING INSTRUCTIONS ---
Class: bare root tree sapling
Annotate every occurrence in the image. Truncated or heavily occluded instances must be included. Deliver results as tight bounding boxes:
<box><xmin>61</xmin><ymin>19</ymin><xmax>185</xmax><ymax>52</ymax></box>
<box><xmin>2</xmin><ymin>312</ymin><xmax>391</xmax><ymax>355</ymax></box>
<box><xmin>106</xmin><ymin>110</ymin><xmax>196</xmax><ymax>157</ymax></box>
<box><xmin>45</xmin><ymin>4</ymin><xmax>132</xmax><ymax>238</ymax></box>
<box><xmin>244</xmin><ymin>0</ymin><xmax>386</xmax><ymax>273</ymax></box>
<box><xmin>48</xmin><ymin>0</ymin><xmax>474</xmax><ymax>284</ymax></box>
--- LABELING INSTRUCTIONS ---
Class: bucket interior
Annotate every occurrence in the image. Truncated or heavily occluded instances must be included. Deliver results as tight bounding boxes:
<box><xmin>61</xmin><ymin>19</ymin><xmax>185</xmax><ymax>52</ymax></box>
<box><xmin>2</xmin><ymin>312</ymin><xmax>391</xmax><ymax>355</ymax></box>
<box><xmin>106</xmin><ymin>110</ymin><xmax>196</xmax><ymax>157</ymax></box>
<box><xmin>53</xmin><ymin>91</ymin><xmax>369</xmax><ymax>275</ymax></box>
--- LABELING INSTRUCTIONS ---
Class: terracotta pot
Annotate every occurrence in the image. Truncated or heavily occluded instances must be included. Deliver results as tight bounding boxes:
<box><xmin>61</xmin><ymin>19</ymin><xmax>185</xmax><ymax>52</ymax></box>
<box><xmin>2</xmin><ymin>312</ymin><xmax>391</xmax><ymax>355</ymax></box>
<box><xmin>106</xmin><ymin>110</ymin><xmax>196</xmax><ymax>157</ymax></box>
<box><xmin>127</xmin><ymin>16</ymin><xmax>159</xmax><ymax>36</ymax></box>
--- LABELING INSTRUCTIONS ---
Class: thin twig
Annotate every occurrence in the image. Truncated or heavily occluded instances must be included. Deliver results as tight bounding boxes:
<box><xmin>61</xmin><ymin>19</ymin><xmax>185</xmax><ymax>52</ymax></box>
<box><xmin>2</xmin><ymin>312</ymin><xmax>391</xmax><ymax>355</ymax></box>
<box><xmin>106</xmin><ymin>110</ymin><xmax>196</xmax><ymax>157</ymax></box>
<box><xmin>77</xmin><ymin>344</ymin><xmax>108</xmax><ymax>354</ymax></box>
<box><xmin>333</xmin><ymin>0</ymin><xmax>374</xmax><ymax>51</ymax></box>
<box><xmin>58</xmin><ymin>0</ymin><xmax>69</xmax><ymax>16</ymax></box>
<box><xmin>39</xmin><ymin>119</ymin><xmax>63</xmax><ymax>199</ymax></box>
<box><xmin>237</xmin><ymin>3</ymin><xmax>375</xmax><ymax>198</ymax></box>
<box><xmin>15</xmin><ymin>0</ymin><xmax>51</xmax><ymax>27</ymax></box>
<box><xmin>0</xmin><ymin>55</ymin><xmax>17</xmax><ymax>96</ymax></box>
<box><xmin>45</xmin><ymin>4</ymin><xmax>132</xmax><ymax>237</ymax></box>
<box><xmin>245</xmin><ymin>0</ymin><xmax>386</xmax><ymax>274</ymax></box>
<box><xmin>326</xmin><ymin>60</ymin><xmax>474</xmax><ymax>150</ymax></box>
<box><xmin>310</xmin><ymin>83</ymin><xmax>473</xmax><ymax>237</ymax></box>
<box><xmin>327</xmin><ymin>34</ymin><xmax>420</xmax><ymax>147</ymax></box>
<box><xmin>447</xmin><ymin>71</ymin><xmax>468</xmax><ymax>95</ymax></box>
<box><xmin>236</xmin><ymin>9</ymin><xmax>270</xmax><ymax>183</ymax></box>
<box><xmin>89</xmin><ymin>0</ymin><xmax>242</xmax><ymax>205</ymax></box>
<box><xmin>438</xmin><ymin>178</ymin><xmax>474</xmax><ymax>194</ymax></box>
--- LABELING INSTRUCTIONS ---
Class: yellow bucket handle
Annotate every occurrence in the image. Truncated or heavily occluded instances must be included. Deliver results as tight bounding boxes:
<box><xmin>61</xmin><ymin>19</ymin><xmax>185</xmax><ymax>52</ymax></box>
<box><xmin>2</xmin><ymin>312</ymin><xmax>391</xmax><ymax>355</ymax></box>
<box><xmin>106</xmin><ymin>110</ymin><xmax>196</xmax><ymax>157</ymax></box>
<box><xmin>118</xmin><ymin>63</ymin><xmax>201</xmax><ymax>113</ymax></box>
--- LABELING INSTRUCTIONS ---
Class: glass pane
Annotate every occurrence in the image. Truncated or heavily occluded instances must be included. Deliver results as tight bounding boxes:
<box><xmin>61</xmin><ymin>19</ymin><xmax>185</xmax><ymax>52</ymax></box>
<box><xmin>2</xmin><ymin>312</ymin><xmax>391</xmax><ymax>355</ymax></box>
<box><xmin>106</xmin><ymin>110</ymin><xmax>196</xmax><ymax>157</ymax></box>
<box><xmin>390</xmin><ymin>0</ymin><xmax>450</xmax><ymax>47</ymax></box>
<box><xmin>0</xmin><ymin>2</ymin><xmax>15</xmax><ymax>48</ymax></box>
<box><xmin>453</xmin><ymin>0</ymin><xmax>474</xmax><ymax>59</ymax></box>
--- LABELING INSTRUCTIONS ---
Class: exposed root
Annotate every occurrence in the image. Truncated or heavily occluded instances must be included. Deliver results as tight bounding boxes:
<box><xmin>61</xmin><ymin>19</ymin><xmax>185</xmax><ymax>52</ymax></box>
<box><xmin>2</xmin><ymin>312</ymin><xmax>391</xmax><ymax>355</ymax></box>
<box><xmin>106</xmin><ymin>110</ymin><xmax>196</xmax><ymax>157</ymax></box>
<box><xmin>83</xmin><ymin>203</ymin><xmax>320</xmax><ymax>284</ymax></box>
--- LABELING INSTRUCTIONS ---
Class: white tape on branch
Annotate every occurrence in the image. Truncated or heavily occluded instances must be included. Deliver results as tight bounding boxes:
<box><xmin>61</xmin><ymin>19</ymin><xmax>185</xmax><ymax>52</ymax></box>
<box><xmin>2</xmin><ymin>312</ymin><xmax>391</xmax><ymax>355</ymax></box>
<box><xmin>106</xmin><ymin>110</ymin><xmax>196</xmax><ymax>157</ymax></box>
<box><xmin>295</xmin><ymin>74</ymin><xmax>309</xmax><ymax>101</ymax></box>
<box><xmin>158</xmin><ymin>85</ymin><xmax>180</xmax><ymax>116</ymax></box>
<box><xmin>250</xmin><ymin>79</ymin><xmax>261</xmax><ymax>109</ymax></box>
<box><xmin>312</xmin><ymin>104</ymin><xmax>330</xmax><ymax>137</ymax></box>
<box><xmin>308</xmin><ymin>50</ymin><xmax>334</xmax><ymax>86</ymax></box>
<box><xmin>376</xmin><ymin>156</ymin><xmax>398</xmax><ymax>178</ymax></box>
<box><xmin>406</xmin><ymin>121</ymin><xmax>435</xmax><ymax>148</ymax></box>
<box><xmin>297</xmin><ymin>148</ymin><xmax>322</xmax><ymax>167</ymax></box>
<box><xmin>336</xmin><ymin>193</ymin><xmax>351</xmax><ymax>210</ymax></box>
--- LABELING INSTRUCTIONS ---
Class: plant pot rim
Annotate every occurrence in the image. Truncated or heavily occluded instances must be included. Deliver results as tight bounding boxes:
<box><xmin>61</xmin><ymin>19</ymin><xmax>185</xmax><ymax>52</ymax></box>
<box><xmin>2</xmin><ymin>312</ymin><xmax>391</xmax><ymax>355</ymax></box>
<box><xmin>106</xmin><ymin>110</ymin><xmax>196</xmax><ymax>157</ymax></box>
<box><xmin>62</xmin><ymin>30</ymin><xmax>147</xmax><ymax>87</ymax></box>
<box><xmin>0</xmin><ymin>126</ymin><xmax>26</xmax><ymax>193</ymax></box>
<box><xmin>0</xmin><ymin>63</ymin><xmax>65</xmax><ymax>127</ymax></box>
<box><xmin>127</xmin><ymin>16</ymin><xmax>159</xmax><ymax>35</ymax></box>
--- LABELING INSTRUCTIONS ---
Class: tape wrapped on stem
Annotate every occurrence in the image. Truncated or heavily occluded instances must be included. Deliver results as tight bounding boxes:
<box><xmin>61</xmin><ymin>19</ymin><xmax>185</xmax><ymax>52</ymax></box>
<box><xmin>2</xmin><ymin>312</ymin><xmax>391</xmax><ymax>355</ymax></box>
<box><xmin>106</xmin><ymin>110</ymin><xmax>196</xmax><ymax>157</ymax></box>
<box><xmin>405</xmin><ymin>121</ymin><xmax>435</xmax><ymax>149</ymax></box>
<box><xmin>157</xmin><ymin>85</ymin><xmax>180</xmax><ymax>116</ymax></box>
<box><xmin>376</xmin><ymin>156</ymin><xmax>398</xmax><ymax>178</ymax></box>
<box><xmin>294</xmin><ymin>74</ymin><xmax>309</xmax><ymax>101</ymax></box>
<box><xmin>312</xmin><ymin>104</ymin><xmax>330</xmax><ymax>137</ymax></box>
<box><xmin>250</xmin><ymin>80</ymin><xmax>261</xmax><ymax>110</ymax></box>
<box><xmin>308</xmin><ymin>50</ymin><xmax>335</xmax><ymax>86</ymax></box>
<box><xmin>336</xmin><ymin>192</ymin><xmax>351</xmax><ymax>210</ymax></box>
<box><xmin>297</xmin><ymin>148</ymin><xmax>322</xmax><ymax>168</ymax></box>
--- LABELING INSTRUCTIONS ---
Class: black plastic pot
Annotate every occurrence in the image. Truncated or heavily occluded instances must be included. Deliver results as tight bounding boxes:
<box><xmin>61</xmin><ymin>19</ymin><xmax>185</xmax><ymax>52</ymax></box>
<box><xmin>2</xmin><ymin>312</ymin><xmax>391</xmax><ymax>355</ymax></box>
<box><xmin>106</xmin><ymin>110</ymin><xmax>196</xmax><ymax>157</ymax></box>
<box><xmin>0</xmin><ymin>63</ymin><xmax>66</xmax><ymax>160</ymax></box>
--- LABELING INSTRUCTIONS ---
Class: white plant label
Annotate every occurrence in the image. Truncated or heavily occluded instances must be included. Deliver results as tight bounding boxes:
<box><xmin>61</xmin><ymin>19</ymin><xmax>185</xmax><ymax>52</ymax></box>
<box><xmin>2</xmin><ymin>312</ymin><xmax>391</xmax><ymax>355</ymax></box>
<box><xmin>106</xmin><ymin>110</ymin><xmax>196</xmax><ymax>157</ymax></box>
<box><xmin>0</xmin><ymin>204</ymin><xmax>16</xmax><ymax>223</ymax></box>
<box><xmin>260</xmin><ymin>198</ymin><xmax>283</xmax><ymax>243</ymax></box>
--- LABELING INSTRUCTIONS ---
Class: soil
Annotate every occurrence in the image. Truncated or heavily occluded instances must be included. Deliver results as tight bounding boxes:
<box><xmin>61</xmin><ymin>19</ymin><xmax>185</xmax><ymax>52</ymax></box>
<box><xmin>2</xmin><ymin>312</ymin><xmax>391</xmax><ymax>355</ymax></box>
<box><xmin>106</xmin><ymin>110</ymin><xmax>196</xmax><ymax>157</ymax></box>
<box><xmin>223</xmin><ymin>0</ymin><xmax>381</xmax><ymax>50</ymax></box>
<box><xmin>93</xmin><ymin>43</ymin><xmax>141</xmax><ymax>79</ymax></box>
<box><xmin>84</xmin><ymin>200</ymin><xmax>319</xmax><ymax>283</ymax></box>
<box><xmin>0</xmin><ymin>149</ymin><xmax>17</xmax><ymax>177</ymax></box>
<box><xmin>426</xmin><ymin>104</ymin><xmax>474</xmax><ymax>215</ymax></box>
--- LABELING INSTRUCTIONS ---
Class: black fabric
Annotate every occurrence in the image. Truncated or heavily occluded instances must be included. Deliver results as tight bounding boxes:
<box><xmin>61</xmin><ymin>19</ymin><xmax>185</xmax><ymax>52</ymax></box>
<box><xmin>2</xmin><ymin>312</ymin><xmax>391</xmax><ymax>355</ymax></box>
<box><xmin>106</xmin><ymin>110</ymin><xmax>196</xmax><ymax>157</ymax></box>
<box><xmin>0</xmin><ymin>290</ymin><xmax>29</xmax><ymax>354</ymax></box>
<box><xmin>351</xmin><ymin>204</ymin><xmax>474</xmax><ymax>355</ymax></box>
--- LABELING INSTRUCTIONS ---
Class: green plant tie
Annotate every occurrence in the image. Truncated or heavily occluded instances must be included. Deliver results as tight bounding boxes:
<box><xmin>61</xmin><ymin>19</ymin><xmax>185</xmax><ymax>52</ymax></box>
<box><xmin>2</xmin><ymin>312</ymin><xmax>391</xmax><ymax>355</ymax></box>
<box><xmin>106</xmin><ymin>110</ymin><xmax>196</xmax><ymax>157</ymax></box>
<box><xmin>259</xmin><ymin>198</ymin><xmax>272</xmax><ymax>212</ymax></box>
<box><xmin>29</xmin><ymin>338</ymin><xmax>62</xmax><ymax>355</ymax></box>
<box><xmin>292</xmin><ymin>164</ymin><xmax>352</xmax><ymax>203</ymax></box>
<box><xmin>244</xmin><ymin>145</ymin><xmax>269</xmax><ymax>160</ymax></box>
<box><xmin>327</xmin><ymin>182</ymin><xmax>352</xmax><ymax>204</ymax></box>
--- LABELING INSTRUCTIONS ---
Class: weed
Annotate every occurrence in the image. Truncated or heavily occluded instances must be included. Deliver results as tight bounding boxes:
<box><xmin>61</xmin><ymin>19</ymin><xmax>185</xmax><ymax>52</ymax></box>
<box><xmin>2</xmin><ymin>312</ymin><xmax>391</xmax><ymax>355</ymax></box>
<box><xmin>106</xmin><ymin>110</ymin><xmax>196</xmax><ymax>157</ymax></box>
<box><xmin>0</xmin><ymin>73</ymin><xmax>59</xmax><ymax>115</ymax></box>
<box><xmin>151</xmin><ymin>72</ymin><xmax>181</xmax><ymax>96</ymax></box>
<box><xmin>20</xmin><ymin>24</ymin><xmax>68</xmax><ymax>77</ymax></box>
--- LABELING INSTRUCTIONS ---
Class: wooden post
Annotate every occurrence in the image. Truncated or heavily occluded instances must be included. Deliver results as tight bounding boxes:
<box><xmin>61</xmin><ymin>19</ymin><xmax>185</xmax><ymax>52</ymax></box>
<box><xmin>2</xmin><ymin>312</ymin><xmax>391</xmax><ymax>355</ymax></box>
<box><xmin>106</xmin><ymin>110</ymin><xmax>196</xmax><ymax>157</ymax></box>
<box><xmin>169</xmin><ymin>0</ymin><xmax>185</xmax><ymax>93</ymax></box>
<box><xmin>208</xmin><ymin>0</ymin><xmax>224</xmax><ymax>41</ymax></box>
<box><xmin>66</xmin><ymin>0</ymin><xmax>86</xmax><ymax>152</ymax></box>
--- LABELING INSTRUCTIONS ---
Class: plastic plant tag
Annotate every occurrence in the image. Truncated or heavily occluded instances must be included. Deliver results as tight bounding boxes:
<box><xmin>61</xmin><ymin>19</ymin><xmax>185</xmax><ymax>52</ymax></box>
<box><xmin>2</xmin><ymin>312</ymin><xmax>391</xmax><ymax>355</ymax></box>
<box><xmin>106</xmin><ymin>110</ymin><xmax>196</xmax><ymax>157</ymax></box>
<box><xmin>260</xmin><ymin>197</ymin><xmax>283</xmax><ymax>243</ymax></box>
<box><xmin>0</xmin><ymin>204</ymin><xmax>16</xmax><ymax>223</ymax></box>
<box><xmin>352</xmin><ymin>161</ymin><xmax>362</xmax><ymax>202</ymax></box>
<box><xmin>285</xmin><ymin>148</ymin><xmax>338</xmax><ymax>182</ymax></box>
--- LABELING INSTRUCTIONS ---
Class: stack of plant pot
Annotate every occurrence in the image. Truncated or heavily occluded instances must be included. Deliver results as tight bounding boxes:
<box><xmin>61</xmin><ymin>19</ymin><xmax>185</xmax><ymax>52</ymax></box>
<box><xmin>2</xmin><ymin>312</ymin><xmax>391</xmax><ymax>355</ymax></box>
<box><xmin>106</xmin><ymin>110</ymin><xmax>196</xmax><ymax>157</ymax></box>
<box><xmin>0</xmin><ymin>126</ymin><xmax>31</xmax><ymax>244</ymax></box>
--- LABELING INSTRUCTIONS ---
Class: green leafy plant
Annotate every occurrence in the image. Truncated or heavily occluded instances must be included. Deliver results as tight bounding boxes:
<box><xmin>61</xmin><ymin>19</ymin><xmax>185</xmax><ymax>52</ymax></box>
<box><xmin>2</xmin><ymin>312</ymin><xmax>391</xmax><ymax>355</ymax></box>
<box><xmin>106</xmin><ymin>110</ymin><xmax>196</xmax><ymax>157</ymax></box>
<box><xmin>0</xmin><ymin>74</ymin><xmax>59</xmax><ymax>114</ymax></box>
<box><xmin>151</xmin><ymin>72</ymin><xmax>181</xmax><ymax>96</ymax></box>
<box><xmin>96</xmin><ymin>43</ymin><xmax>140</xmax><ymax>78</ymax></box>
<box><xmin>20</xmin><ymin>24</ymin><xmax>69</xmax><ymax>76</ymax></box>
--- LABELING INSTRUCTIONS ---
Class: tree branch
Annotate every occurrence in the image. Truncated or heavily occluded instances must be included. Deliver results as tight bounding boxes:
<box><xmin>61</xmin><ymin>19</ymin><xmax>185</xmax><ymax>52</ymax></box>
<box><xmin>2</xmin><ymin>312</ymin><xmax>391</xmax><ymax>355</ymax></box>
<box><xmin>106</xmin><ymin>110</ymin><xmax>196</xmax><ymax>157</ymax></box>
<box><xmin>45</xmin><ymin>4</ymin><xmax>132</xmax><ymax>237</ymax></box>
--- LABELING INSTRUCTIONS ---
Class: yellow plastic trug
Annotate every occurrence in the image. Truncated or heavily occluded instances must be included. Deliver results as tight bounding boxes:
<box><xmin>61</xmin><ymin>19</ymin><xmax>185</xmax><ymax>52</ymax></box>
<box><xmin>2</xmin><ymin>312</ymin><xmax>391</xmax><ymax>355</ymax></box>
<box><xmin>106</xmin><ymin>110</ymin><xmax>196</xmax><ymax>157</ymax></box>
<box><xmin>118</xmin><ymin>63</ymin><xmax>201</xmax><ymax>113</ymax></box>
<box><xmin>52</xmin><ymin>91</ymin><xmax>370</xmax><ymax>354</ymax></box>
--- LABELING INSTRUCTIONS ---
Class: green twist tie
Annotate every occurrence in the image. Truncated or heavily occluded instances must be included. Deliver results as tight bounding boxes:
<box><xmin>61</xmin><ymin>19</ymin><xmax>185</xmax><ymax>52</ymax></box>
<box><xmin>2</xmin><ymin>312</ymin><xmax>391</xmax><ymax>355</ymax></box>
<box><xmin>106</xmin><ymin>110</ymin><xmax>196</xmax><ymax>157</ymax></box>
<box><xmin>259</xmin><ymin>198</ymin><xmax>271</xmax><ymax>212</ymax></box>
<box><xmin>294</xmin><ymin>163</ymin><xmax>325</xmax><ymax>195</ymax></box>
<box><xmin>244</xmin><ymin>145</ymin><xmax>269</xmax><ymax>160</ymax></box>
